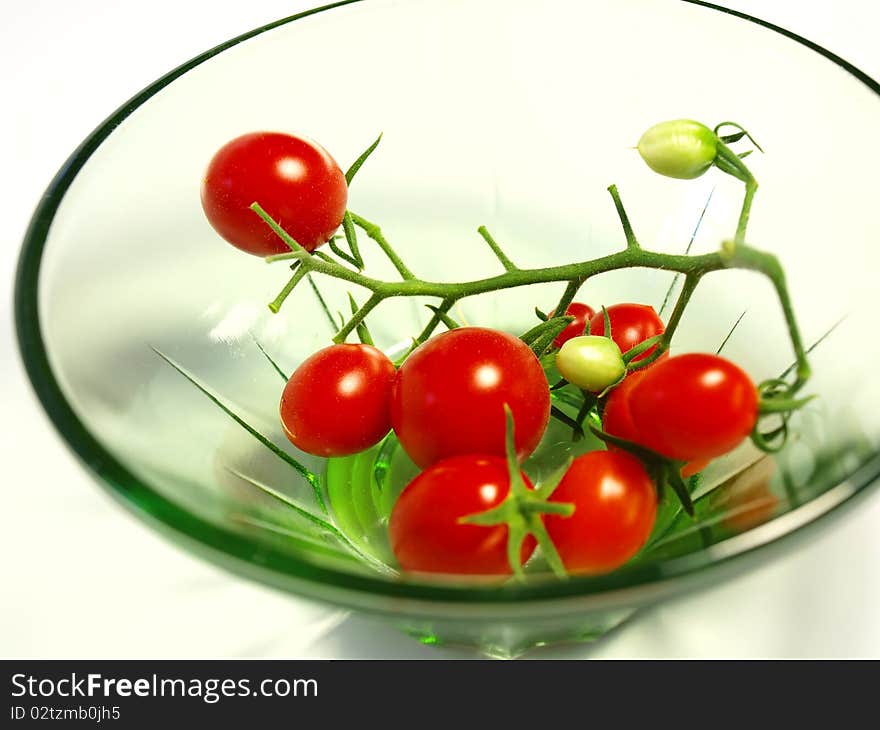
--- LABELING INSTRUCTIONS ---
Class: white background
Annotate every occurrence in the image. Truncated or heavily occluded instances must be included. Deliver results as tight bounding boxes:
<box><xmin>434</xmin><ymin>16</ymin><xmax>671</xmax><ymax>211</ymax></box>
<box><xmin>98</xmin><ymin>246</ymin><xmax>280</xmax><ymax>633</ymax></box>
<box><xmin>2</xmin><ymin>0</ymin><xmax>879</xmax><ymax>658</ymax></box>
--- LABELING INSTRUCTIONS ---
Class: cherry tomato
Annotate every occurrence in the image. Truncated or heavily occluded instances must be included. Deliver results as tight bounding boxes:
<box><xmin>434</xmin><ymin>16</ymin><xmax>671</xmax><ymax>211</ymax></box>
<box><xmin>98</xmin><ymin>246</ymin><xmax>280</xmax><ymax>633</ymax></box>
<box><xmin>544</xmin><ymin>451</ymin><xmax>657</xmax><ymax>574</ymax></box>
<box><xmin>389</xmin><ymin>455</ymin><xmax>536</xmax><ymax>575</ymax></box>
<box><xmin>601</xmin><ymin>367</ymin><xmax>647</xmax><ymax>444</ymax></box>
<box><xmin>628</xmin><ymin>353</ymin><xmax>759</xmax><ymax>461</ymax></box>
<box><xmin>391</xmin><ymin>327</ymin><xmax>550</xmax><ymax>468</ymax></box>
<box><xmin>551</xmin><ymin>302</ymin><xmax>595</xmax><ymax>348</ymax></box>
<box><xmin>201</xmin><ymin>132</ymin><xmax>348</xmax><ymax>256</ymax></box>
<box><xmin>280</xmin><ymin>344</ymin><xmax>395</xmax><ymax>457</ymax></box>
<box><xmin>588</xmin><ymin>303</ymin><xmax>665</xmax><ymax>363</ymax></box>
<box><xmin>602</xmin><ymin>369</ymin><xmax>709</xmax><ymax>476</ymax></box>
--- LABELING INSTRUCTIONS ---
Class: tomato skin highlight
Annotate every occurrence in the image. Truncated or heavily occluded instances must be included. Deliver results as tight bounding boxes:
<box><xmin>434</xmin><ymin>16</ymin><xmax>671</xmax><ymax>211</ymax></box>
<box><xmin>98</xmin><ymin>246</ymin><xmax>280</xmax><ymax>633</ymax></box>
<box><xmin>390</xmin><ymin>327</ymin><xmax>550</xmax><ymax>468</ymax></box>
<box><xmin>280</xmin><ymin>344</ymin><xmax>395</xmax><ymax>457</ymax></box>
<box><xmin>552</xmin><ymin>302</ymin><xmax>595</xmax><ymax>348</ymax></box>
<box><xmin>588</xmin><ymin>303</ymin><xmax>665</xmax><ymax>364</ymax></box>
<box><xmin>628</xmin><ymin>353</ymin><xmax>759</xmax><ymax>461</ymax></box>
<box><xmin>201</xmin><ymin>132</ymin><xmax>348</xmax><ymax>256</ymax></box>
<box><xmin>389</xmin><ymin>455</ymin><xmax>536</xmax><ymax>575</ymax></box>
<box><xmin>544</xmin><ymin>451</ymin><xmax>657</xmax><ymax>574</ymax></box>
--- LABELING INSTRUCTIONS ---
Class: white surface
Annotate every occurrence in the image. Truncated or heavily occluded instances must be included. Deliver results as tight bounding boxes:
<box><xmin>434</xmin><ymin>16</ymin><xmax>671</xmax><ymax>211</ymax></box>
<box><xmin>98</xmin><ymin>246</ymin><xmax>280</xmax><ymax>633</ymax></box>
<box><xmin>2</xmin><ymin>0</ymin><xmax>879</xmax><ymax>658</ymax></box>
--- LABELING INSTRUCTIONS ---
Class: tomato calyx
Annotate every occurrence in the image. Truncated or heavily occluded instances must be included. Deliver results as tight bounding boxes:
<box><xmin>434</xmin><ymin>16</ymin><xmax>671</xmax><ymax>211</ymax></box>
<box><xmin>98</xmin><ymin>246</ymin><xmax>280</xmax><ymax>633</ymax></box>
<box><xmin>589</xmin><ymin>424</ymin><xmax>696</xmax><ymax>516</ymax></box>
<box><xmin>458</xmin><ymin>407</ymin><xmax>574</xmax><ymax>580</ymax></box>
<box><xmin>520</xmin><ymin>315</ymin><xmax>576</xmax><ymax>358</ymax></box>
<box><xmin>751</xmin><ymin>377</ymin><xmax>815</xmax><ymax>453</ymax></box>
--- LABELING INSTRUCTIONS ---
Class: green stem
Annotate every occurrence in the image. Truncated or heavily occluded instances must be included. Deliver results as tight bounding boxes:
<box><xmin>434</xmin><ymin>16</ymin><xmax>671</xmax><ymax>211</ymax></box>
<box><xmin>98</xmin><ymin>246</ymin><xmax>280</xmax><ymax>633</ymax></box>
<box><xmin>256</xmin><ymin>197</ymin><xmax>808</xmax><ymax>389</ymax></box>
<box><xmin>608</xmin><ymin>184</ymin><xmax>640</xmax><ymax>249</ymax></box>
<box><xmin>553</xmin><ymin>278</ymin><xmax>584</xmax><ymax>320</ymax></box>
<box><xmin>333</xmin><ymin>292</ymin><xmax>383</xmax><ymax>344</ymax></box>
<box><xmin>349</xmin><ymin>212</ymin><xmax>415</xmax><ymax>280</ymax></box>
<box><xmin>477</xmin><ymin>225</ymin><xmax>517</xmax><ymax>271</ymax></box>
<box><xmin>735</xmin><ymin>180</ymin><xmax>758</xmax><ymax>246</ymax></box>
<box><xmin>341</xmin><ymin>211</ymin><xmax>364</xmax><ymax>269</ymax></box>
<box><xmin>629</xmin><ymin>273</ymin><xmax>700</xmax><ymax>371</ymax></box>
<box><xmin>268</xmin><ymin>264</ymin><xmax>309</xmax><ymax>313</ymax></box>
<box><xmin>721</xmin><ymin>241</ymin><xmax>811</xmax><ymax>387</ymax></box>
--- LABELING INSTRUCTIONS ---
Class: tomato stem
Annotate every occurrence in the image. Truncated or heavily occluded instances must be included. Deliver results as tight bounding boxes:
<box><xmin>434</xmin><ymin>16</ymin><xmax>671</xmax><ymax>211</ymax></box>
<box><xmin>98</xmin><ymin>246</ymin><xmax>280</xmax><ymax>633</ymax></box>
<box><xmin>252</xmin><ymin>139</ymin><xmax>811</xmax><ymax>419</ymax></box>
<box><xmin>477</xmin><ymin>225</ymin><xmax>518</xmax><ymax>272</ymax></box>
<box><xmin>349</xmin><ymin>212</ymin><xmax>415</xmax><ymax>280</ymax></box>
<box><xmin>608</xmin><ymin>184</ymin><xmax>640</xmax><ymax>250</ymax></box>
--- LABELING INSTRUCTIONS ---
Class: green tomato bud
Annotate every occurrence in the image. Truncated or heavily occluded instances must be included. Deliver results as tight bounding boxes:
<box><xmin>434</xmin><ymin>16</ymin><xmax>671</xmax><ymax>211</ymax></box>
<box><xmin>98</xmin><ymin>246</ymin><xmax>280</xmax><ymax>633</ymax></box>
<box><xmin>555</xmin><ymin>335</ymin><xmax>626</xmax><ymax>392</ymax></box>
<box><xmin>637</xmin><ymin>119</ymin><xmax>718</xmax><ymax>179</ymax></box>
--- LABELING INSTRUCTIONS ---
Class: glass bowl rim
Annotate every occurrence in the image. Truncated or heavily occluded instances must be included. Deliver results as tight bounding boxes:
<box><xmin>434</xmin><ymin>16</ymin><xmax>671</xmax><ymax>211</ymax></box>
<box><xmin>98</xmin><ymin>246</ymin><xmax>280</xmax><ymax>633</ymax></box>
<box><xmin>14</xmin><ymin>0</ymin><xmax>880</xmax><ymax>608</ymax></box>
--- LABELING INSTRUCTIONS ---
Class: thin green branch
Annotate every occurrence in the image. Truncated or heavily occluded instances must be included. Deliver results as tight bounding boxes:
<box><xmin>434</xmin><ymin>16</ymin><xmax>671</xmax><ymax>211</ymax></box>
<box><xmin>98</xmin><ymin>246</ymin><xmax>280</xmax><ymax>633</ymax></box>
<box><xmin>477</xmin><ymin>225</ymin><xmax>517</xmax><ymax>271</ymax></box>
<box><xmin>553</xmin><ymin>279</ymin><xmax>584</xmax><ymax>322</ymax></box>
<box><xmin>720</xmin><ymin>241</ymin><xmax>810</xmax><ymax>387</ymax></box>
<box><xmin>255</xmin><ymin>187</ymin><xmax>808</xmax><ymax>388</ymax></box>
<box><xmin>349</xmin><ymin>212</ymin><xmax>415</xmax><ymax>280</ymax></box>
<box><xmin>348</xmin><ymin>292</ymin><xmax>375</xmax><ymax>345</ymax></box>
<box><xmin>425</xmin><ymin>304</ymin><xmax>461</xmax><ymax>330</ymax></box>
<box><xmin>333</xmin><ymin>292</ymin><xmax>383</xmax><ymax>344</ymax></box>
<box><xmin>340</xmin><ymin>211</ymin><xmax>364</xmax><ymax>269</ymax></box>
<box><xmin>268</xmin><ymin>263</ymin><xmax>309</xmax><ymax>313</ymax></box>
<box><xmin>607</xmin><ymin>184</ymin><xmax>640</xmax><ymax>249</ymax></box>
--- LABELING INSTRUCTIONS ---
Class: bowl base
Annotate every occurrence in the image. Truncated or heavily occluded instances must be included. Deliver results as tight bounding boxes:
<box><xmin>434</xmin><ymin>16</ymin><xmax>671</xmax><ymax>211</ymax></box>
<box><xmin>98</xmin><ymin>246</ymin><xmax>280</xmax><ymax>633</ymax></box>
<box><xmin>396</xmin><ymin>608</ymin><xmax>637</xmax><ymax>659</ymax></box>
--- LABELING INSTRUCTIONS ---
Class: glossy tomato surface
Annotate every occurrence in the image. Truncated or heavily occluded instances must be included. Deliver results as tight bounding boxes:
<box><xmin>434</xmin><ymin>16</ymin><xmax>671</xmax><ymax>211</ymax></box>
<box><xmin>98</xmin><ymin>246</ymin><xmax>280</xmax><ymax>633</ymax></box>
<box><xmin>391</xmin><ymin>327</ymin><xmax>550</xmax><ymax>468</ymax></box>
<box><xmin>552</xmin><ymin>302</ymin><xmax>595</xmax><ymax>348</ymax></box>
<box><xmin>280</xmin><ymin>344</ymin><xmax>395</xmax><ymax>457</ymax></box>
<box><xmin>544</xmin><ymin>451</ymin><xmax>657</xmax><ymax>574</ymax></box>
<box><xmin>603</xmin><ymin>370</ymin><xmax>708</xmax><ymax>476</ymax></box>
<box><xmin>389</xmin><ymin>455</ymin><xmax>536</xmax><ymax>575</ymax></box>
<box><xmin>201</xmin><ymin>132</ymin><xmax>347</xmax><ymax>256</ymax></box>
<box><xmin>628</xmin><ymin>353</ymin><xmax>759</xmax><ymax>461</ymax></box>
<box><xmin>589</xmin><ymin>303</ymin><xmax>665</xmax><ymax>363</ymax></box>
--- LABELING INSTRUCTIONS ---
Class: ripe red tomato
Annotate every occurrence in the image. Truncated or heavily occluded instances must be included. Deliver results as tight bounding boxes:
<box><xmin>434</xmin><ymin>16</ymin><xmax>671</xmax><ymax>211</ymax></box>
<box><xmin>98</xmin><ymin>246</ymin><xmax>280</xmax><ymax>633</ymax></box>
<box><xmin>391</xmin><ymin>327</ymin><xmax>550</xmax><ymax>468</ymax></box>
<box><xmin>551</xmin><ymin>302</ymin><xmax>595</xmax><ymax>348</ymax></box>
<box><xmin>201</xmin><ymin>132</ymin><xmax>348</xmax><ymax>256</ymax></box>
<box><xmin>391</xmin><ymin>328</ymin><xmax>550</xmax><ymax>468</ymax></box>
<box><xmin>588</xmin><ymin>303</ymin><xmax>665</xmax><ymax>363</ymax></box>
<box><xmin>603</xmin><ymin>370</ymin><xmax>709</xmax><ymax>476</ymax></box>
<box><xmin>389</xmin><ymin>455</ymin><xmax>536</xmax><ymax>574</ymax></box>
<box><xmin>280</xmin><ymin>344</ymin><xmax>395</xmax><ymax>457</ymax></box>
<box><xmin>628</xmin><ymin>353</ymin><xmax>759</xmax><ymax>461</ymax></box>
<box><xmin>544</xmin><ymin>451</ymin><xmax>657</xmax><ymax>574</ymax></box>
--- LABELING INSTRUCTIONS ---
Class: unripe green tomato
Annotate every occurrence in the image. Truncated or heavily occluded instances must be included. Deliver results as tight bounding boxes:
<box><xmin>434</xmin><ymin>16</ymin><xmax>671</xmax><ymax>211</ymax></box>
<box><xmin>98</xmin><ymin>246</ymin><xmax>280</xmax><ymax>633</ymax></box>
<box><xmin>637</xmin><ymin>119</ymin><xmax>718</xmax><ymax>179</ymax></box>
<box><xmin>556</xmin><ymin>335</ymin><xmax>626</xmax><ymax>392</ymax></box>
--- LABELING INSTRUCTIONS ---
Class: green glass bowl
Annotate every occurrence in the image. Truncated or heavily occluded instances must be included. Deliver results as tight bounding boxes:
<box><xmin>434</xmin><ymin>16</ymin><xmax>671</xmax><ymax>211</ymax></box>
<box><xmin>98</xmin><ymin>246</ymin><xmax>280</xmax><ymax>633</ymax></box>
<box><xmin>15</xmin><ymin>0</ymin><xmax>880</xmax><ymax>657</ymax></box>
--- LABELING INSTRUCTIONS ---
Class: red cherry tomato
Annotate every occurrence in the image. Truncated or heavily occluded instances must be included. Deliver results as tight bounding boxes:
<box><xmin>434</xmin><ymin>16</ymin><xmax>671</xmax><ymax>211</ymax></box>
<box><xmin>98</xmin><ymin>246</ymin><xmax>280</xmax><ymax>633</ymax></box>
<box><xmin>628</xmin><ymin>353</ymin><xmax>759</xmax><ymax>461</ymax></box>
<box><xmin>280</xmin><ymin>344</ymin><xmax>395</xmax><ymax>457</ymax></box>
<box><xmin>601</xmin><ymin>367</ymin><xmax>647</xmax><ymax>444</ymax></box>
<box><xmin>389</xmin><ymin>455</ymin><xmax>536</xmax><ymax>575</ymax></box>
<box><xmin>602</xmin><ymin>370</ymin><xmax>708</xmax><ymax>476</ymax></box>
<box><xmin>201</xmin><ymin>132</ymin><xmax>348</xmax><ymax>256</ymax></box>
<box><xmin>588</xmin><ymin>303</ymin><xmax>665</xmax><ymax>363</ymax></box>
<box><xmin>391</xmin><ymin>327</ymin><xmax>550</xmax><ymax>468</ymax></box>
<box><xmin>544</xmin><ymin>451</ymin><xmax>657</xmax><ymax>574</ymax></box>
<box><xmin>551</xmin><ymin>302</ymin><xmax>595</xmax><ymax>348</ymax></box>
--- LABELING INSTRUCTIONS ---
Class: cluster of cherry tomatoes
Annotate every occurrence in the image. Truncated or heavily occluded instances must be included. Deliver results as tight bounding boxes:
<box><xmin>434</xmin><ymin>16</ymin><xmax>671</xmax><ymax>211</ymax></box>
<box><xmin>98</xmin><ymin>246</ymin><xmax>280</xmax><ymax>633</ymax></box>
<box><xmin>200</xmin><ymin>130</ymin><xmax>762</xmax><ymax>579</ymax></box>
<box><xmin>277</xmin><ymin>300</ymin><xmax>759</xmax><ymax>577</ymax></box>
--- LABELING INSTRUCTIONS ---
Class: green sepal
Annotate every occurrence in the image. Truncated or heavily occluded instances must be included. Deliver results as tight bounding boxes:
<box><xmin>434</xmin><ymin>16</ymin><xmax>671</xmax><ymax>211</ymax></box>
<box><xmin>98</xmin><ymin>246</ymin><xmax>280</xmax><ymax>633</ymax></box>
<box><xmin>458</xmin><ymin>406</ymin><xmax>573</xmax><ymax>580</ymax></box>
<box><xmin>345</xmin><ymin>132</ymin><xmax>383</xmax><ymax>185</ymax></box>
